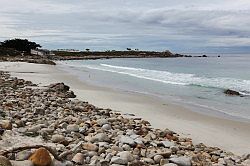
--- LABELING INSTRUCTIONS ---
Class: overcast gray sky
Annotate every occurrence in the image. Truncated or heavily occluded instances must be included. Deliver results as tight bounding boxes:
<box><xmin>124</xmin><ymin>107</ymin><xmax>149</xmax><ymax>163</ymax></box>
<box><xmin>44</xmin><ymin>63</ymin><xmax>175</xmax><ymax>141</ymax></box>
<box><xmin>0</xmin><ymin>0</ymin><xmax>250</xmax><ymax>53</ymax></box>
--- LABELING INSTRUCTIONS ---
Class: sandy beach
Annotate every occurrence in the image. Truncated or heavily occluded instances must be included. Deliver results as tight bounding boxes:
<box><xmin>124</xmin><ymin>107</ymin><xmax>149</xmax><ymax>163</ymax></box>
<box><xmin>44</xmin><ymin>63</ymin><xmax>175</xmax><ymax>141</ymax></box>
<box><xmin>0</xmin><ymin>61</ymin><xmax>250</xmax><ymax>156</ymax></box>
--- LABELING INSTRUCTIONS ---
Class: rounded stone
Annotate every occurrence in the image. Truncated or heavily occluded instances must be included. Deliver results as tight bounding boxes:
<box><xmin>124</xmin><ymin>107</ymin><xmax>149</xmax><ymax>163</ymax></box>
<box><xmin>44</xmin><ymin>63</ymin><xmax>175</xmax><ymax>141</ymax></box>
<box><xmin>72</xmin><ymin>153</ymin><xmax>85</xmax><ymax>165</ymax></box>
<box><xmin>0</xmin><ymin>155</ymin><xmax>12</xmax><ymax>166</ymax></box>
<box><xmin>154</xmin><ymin>154</ymin><xmax>164</xmax><ymax>164</ymax></box>
<box><xmin>29</xmin><ymin>148</ymin><xmax>52</xmax><ymax>166</ymax></box>
<box><xmin>0</xmin><ymin>120</ymin><xmax>12</xmax><ymax>130</ymax></box>
<box><xmin>67</xmin><ymin>124</ymin><xmax>79</xmax><ymax>132</ymax></box>
<box><xmin>51</xmin><ymin>134</ymin><xmax>65</xmax><ymax>143</ymax></box>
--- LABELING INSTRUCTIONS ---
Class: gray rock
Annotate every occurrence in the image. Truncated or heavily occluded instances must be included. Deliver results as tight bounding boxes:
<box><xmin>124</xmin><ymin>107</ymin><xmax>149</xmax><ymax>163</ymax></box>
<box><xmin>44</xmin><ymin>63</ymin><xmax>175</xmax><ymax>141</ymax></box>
<box><xmin>117</xmin><ymin>151</ymin><xmax>134</xmax><ymax>162</ymax></box>
<box><xmin>52</xmin><ymin>159</ymin><xmax>72</xmax><ymax>166</ymax></box>
<box><xmin>158</xmin><ymin>149</ymin><xmax>172</xmax><ymax>158</ymax></box>
<box><xmin>96</xmin><ymin>119</ymin><xmax>108</xmax><ymax>126</ymax></box>
<box><xmin>27</xmin><ymin>124</ymin><xmax>45</xmax><ymax>132</ymax></box>
<box><xmin>111</xmin><ymin>156</ymin><xmax>128</xmax><ymax>165</ymax></box>
<box><xmin>92</xmin><ymin>133</ymin><xmax>110</xmax><ymax>142</ymax></box>
<box><xmin>51</xmin><ymin>134</ymin><xmax>65</xmax><ymax>143</ymax></box>
<box><xmin>119</xmin><ymin>136</ymin><xmax>135</xmax><ymax>146</ymax></box>
<box><xmin>33</xmin><ymin>107</ymin><xmax>45</xmax><ymax>115</ymax></box>
<box><xmin>242</xmin><ymin>159</ymin><xmax>250</xmax><ymax>166</ymax></box>
<box><xmin>160</xmin><ymin>159</ymin><xmax>169</xmax><ymax>165</ymax></box>
<box><xmin>15</xmin><ymin>150</ymin><xmax>32</xmax><ymax>161</ymax></box>
<box><xmin>163</xmin><ymin>164</ymin><xmax>177</xmax><ymax>166</ymax></box>
<box><xmin>67</xmin><ymin>124</ymin><xmax>79</xmax><ymax>132</ymax></box>
<box><xmin>169</xmin><ymin>157</ymin><xmax>191</xmax><ymax>166</ymax></box>
<box><xmin>143</xmin><ymin>158</ymin><xmax>155</xmax><ymax>164</ymax></box>
<box><xmin>11</xmin><ymin>160</ymin><xmax>34</xmax><ymax>166</ymax></box>
<box><xmin>0</xmin><ymin>156</ymin><xmax>12</xmax><ymax>166</ymax></box>
<box><xmin>102</xmin><ymin>124</ymin><xmax>112</xmax><ymax>130</ymax></box>
<box><xmin>161</xmin><ymin>140</ymin><xmax>175</xmax><ymax>148</ymax></box>
<box><xmin>154</xmin><ymin>155</ymin><xmax>164</xmax><ymax>164</ymax></box>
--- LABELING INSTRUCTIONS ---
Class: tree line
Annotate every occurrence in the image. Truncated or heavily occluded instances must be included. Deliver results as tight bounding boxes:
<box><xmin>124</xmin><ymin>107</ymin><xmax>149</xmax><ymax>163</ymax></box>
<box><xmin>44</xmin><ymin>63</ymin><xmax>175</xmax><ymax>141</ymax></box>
<box><xmin>0</xmin><ymin>39</ymin><xmax>41</xmax><ymax>53</ymax></box>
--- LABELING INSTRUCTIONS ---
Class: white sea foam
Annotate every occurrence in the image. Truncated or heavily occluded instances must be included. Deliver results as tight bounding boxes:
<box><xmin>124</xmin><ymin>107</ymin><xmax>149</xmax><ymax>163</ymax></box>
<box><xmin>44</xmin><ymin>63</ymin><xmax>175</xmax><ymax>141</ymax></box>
<box><xmin>62</xmin><ymin>62</ymin><xmax>250</xmax><ymax>94</ymax></box>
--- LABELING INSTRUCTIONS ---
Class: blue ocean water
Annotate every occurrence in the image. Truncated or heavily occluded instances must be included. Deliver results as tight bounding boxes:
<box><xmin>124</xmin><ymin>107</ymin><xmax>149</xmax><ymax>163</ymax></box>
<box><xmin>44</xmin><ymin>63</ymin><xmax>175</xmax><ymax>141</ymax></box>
<box><xmin>58</xmin><ymin>54</ymin><xmax>250</xmax><ymax>122</ymax></box>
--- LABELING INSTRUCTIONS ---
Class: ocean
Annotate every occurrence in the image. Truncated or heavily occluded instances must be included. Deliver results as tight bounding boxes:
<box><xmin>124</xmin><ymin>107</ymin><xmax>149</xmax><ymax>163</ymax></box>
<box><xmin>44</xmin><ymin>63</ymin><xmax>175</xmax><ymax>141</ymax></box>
<box><xmin>58</xmin><ymin>54</ymin><xmax>250</xmax><ymax>122</ymax></box>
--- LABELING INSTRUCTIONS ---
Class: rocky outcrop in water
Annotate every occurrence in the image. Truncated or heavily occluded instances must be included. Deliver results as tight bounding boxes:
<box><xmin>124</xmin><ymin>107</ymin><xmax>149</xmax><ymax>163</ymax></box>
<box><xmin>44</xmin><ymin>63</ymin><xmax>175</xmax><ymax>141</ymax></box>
<box><xmin>224</xmin><ymin>89</ymin><xmax>241</xmax><ymax>96</ymax></box>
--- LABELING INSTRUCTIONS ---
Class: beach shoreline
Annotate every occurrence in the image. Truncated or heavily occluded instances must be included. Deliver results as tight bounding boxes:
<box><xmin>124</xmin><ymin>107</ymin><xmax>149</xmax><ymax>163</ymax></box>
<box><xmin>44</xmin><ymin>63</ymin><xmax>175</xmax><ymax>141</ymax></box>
<box><xmin>0</xmin><ymin>61</ymin><xmax>250</xmax><ymax>156</ymax></box>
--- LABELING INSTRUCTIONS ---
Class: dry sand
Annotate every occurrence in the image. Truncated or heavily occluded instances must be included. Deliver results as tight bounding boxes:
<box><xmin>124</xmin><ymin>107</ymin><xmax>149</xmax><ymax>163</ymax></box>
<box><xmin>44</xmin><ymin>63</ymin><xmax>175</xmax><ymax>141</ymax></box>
<box><xmin>0</xmin><ymin>62</ymin><xmax>249</xmax><ymax>155</ymax></box>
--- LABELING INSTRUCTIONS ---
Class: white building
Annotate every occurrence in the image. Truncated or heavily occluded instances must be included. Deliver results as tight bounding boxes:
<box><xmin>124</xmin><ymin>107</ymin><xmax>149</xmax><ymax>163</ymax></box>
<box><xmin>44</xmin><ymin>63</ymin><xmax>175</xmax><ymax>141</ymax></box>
<box><xmin>56</xmin><ymin>49</ymin><xmax>80</xmax><ymax>52</ymax></box>
<box><xmin>31</xmin><ymin>49</ymin><xmax>54</xmax><ymax>58</ymax></box>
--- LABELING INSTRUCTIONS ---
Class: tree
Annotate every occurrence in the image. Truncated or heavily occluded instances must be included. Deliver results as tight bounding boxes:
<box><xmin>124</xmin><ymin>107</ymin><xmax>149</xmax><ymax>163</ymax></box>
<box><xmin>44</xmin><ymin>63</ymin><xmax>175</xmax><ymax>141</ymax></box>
<box><xmin>85</xmin><ymin>48</ymin><xmax>90</xmax><ymax>52</ymax></box>
<box><xmin>126</xmin><ymin>48</ymin><xmax>132</xmax><ymax>51</ymax></box>
<box><xmin>0</xmin><ymin>39</ymin><xmax>41</xmax><ymax>53</ymax></box>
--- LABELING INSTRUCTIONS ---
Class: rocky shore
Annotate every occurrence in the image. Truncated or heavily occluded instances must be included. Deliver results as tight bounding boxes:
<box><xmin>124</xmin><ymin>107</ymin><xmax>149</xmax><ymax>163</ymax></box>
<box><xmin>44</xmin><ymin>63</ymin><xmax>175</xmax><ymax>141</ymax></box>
<box><xmin>0</xmin><ymin>56</ymin><xmax>56</xmax><ymax>65</ymax></box>
<box><xmin>0</xmin><ymin>71</ymin><xmax>249</xmax><ymax>166</ymax></box>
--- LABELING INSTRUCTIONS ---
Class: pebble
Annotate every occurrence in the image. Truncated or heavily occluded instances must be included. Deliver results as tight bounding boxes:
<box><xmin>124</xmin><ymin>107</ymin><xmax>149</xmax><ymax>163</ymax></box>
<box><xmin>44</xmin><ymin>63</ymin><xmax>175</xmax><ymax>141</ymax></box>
<box><xmin>119</xmin><ymin>136</ymin><xmax>135</xmax><ymax>146</ymax></box>
<box><xmin>92</xmin><ymin>133</ymin><xmax>110</xmax><ymax>142</ymax></box>
<box><xmin>82</xmin><ymin>143</ymin><xmax>98</xmax><ymax>151</ymax></box>
<box><xmin>117</xmin><ymin>151</ymin><xmax>134</xmax><ymax>162</ymax></box>
<box><xmin>66</xmin><ymin>124</ymin><xmax>79</xmax><ymax>132</ymax></box>
<box><xmin>161</xmin><ymin>140</ymin><xmax>175</xmax><ymax>148</ymax></box>
<box><xmin>0</xmin><ymin>155</ymin><xmax>12</xmax><ymax>166</ymax></box>
<box><xmin>111</xmin><ymin>156</ymin><xmax>128</xmax><ymax>165</ymax></box>
<box><xmin>0</xmin><ymin>120</ymin><xmax>12</xmax><ymax>130</ymax></box>
<box><xmin>51</xmin><ymin>134</ymin><xmax>65</xmax><ymax>143</ymax></box>
<box><xmin>15</xmin><ymin>150</ymin><xmax>32</xmax><ymax>161</ymax></box>
<box><xmin>154</xmin><ymin>154</ymin><xmax>164</xmax><ymax>164</ymax></box>
<box><xmin>72</xmin><ymin>153</ymin><xmax>85</xmax><ymax>165</ymax></box>
<box><xmin>169</xmin><ymin>156</ymin><xmax>191</xmax><ymax>166</ymax></box>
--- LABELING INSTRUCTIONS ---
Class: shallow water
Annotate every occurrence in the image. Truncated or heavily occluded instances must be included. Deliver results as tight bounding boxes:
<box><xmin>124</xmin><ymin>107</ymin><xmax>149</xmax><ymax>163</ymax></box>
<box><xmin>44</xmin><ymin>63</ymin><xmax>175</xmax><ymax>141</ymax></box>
<box><xmin>58</xmin><ymin>54</ymin><xmax>250</xmax><ymax>122</ymax></box>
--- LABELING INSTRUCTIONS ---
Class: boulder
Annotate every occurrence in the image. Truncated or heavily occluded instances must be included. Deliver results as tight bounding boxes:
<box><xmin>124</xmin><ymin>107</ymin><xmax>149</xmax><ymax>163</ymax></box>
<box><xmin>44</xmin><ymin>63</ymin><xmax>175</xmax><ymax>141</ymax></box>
<box><xmin>64</xmin><ymin>91</ymin><xmax>76</xmax><ymax>98</ymax></box>
<box><xmin>15</xmin><ymin>150</ymin><xmax>32</xmax><ymax>161</ymax></box>
<box><xmin>117</xmin><ymin>151</ymin><xmax>134</xmax><ymax>162</ymax></box>
<box><xmin>66</xmin><ymin>124</ymin><xmax>79</xmax><ymax>132</ymax></box>
<box><xmin>242</xmin><ymin>159</ymin><xmax>250</xmax><ymax>166</ymax></box>
<box><xmin>154</xmin><ymin>155</ymin><xmax>164</xmax><ymax>164</ymax></box>
<box><xmin>92</xmin><ymin>133</ymin><xmax>110</xmax><ymax>142</ymax></box>
<box><xmin>110</xmin><ymin>156</ymin><xmax>128</xmax><ymax>165</ymax></box>
<box><xmin>161</xmin><ymin>140</ymin><xmax>175</xmax><ymax>148</ymax></box>
<box><xmin>82</xmin><ymin>143</ymin><xmax>98</xmax><ymax>151</ymax></box>
<box><xmin>224</xmin><ymin>89</ymin><xmax>241</xmax><ymax>96</ymax></box>
<box><xmin>169</xmin><ymin>157</ymin><xmax>191</xmax><ymax>166</ymax></box>
<box><xmin>96</xmin><ymin>119</ymin><xmax>108</xmax><ymax>126</ymax></box>
<box><xmin>119</xmin><ymin>136</ymin><xmax>135</xmax><ymax>146</ymax></box>
<box><xmin>48</xmin><ymin>83</ymin><xmax>69</xmax><ymax>92</ymax></box>
<box><xmin>102</xmin><ymin>124</ymin><xmax>112</xmax><ymax>130</ymax></box>
<box><xmin>0</xmin><ymin>155</ymin><xmax>12</xmax><ymax>166</ymax></box>
<box><xmin>72</xmin><ymin>153</ymin><xmax>84</xmax><ymax>165</ymax></box>
<box><xmin>51</xmin><ymin>134</ymin><xmax>65</xmax><ymax>143</ymax></box>
<box><xmin>0</xmin><ymin>120</ymin><xmax>12</xmax><ymax>130</ymax></box>
<box><xmin>29</xmin><ymin>148</ymin><xmax>52</xmax><ymax>166</ymax></box>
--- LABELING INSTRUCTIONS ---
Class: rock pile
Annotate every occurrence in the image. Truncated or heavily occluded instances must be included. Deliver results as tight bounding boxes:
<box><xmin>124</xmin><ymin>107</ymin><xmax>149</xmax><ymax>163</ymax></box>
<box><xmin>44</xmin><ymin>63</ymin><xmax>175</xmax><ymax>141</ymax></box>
<box><xmin>0</xmin><ymin>71</ymin><xmax>249</xmax><ymax>166</ymax></box>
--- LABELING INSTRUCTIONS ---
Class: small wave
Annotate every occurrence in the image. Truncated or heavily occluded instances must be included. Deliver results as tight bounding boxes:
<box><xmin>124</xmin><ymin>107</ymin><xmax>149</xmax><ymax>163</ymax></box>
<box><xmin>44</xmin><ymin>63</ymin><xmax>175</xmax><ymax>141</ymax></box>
<box><xmin>62</xmin><ymin>62</ymin><xmax>250</xmax><ymax>93</ymax></box>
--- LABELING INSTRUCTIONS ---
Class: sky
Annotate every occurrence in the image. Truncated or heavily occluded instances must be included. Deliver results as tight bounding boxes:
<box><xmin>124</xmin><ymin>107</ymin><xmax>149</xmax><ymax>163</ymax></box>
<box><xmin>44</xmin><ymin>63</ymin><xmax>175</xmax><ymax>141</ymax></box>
<box><xmin>0</xmin><ymin>0</ymin><xmax>250</xmax><ymax>53</ymax></box>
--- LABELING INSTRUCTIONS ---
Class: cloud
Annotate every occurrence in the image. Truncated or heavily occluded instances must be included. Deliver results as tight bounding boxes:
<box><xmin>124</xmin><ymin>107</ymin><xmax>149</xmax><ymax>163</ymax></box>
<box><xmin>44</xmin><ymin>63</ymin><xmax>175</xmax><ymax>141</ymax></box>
<box><xmin>0</xmin><ymin>0</ymin><xmax>250</xmax><ymax>52</ymax></box>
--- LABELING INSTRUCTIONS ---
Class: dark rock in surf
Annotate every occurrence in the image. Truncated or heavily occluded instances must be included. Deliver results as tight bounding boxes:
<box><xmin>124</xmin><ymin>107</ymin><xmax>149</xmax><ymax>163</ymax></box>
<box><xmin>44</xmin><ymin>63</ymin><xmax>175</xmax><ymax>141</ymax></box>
<box><xmin>224</xmin><ymin>89</ymin><xmax>241</xmax><ymax>96</ymax></box>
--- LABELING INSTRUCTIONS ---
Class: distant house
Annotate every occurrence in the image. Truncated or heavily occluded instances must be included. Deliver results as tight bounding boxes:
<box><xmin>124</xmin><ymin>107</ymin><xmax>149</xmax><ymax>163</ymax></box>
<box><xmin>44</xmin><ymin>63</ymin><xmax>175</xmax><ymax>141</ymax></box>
<box><xmin>31</xmin><ymin>49</ymin><xmax>54</xmax><ymax>58</ymax></box>
<box><xmin>56</xmin><ymin>49</ymin><xmax>80</xmax><ymax>53</ymax></box>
